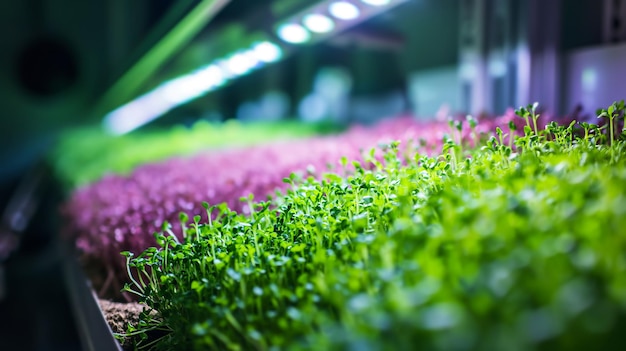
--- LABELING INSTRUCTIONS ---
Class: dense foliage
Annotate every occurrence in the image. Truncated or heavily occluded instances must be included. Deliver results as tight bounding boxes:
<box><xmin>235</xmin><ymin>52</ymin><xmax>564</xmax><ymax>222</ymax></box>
<box><xmin>63</xmin><ymin>116</ymin><xmax>511</xmax><ymax>296</ymax></box>
<box><xmin>51</xmin><ymin>120</ymin><xmax>341</xmax><ymax>188</ymax></box>
<box><xmin>121</xmin><ymin>102</ymin><xmax>626</xmax><ymax>350</ymax></box>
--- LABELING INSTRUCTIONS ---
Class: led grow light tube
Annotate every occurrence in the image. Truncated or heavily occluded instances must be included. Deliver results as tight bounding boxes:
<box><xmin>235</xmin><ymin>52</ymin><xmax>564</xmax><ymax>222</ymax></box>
<box><xmin>104</xmin><ymin>0</ymin><xmax>407</xmax><ymax>134</ymax></box>
<box><xmin>251</xmin><ymin>41</ymin><xmax>283</xmax><ymax>63</ymax></box>
<box><xmin>275</xmin><ymin>0</ymin><xmax>408</xmax><ymax>46</ymax></box>
<box><xmin>303</xmin><ymin>14</ymin><xmax>336</xmax><ymax>33</ymax></box>
<box><xmin>277</xmin><ymin>23</ymin><xmax>312</xmax><ymax>44</ymax></box>
<box><xmin>361</xmin><ymin>0</ymin><xmax>392</xmax><ymax>6</ymax></box>
<box><xmin>104</xmin><ymin>41</ymin><xmax>283</xmax><ymax>134</ymax></box>
<box><xmin>329</xmin><ymin>1</ymin><xmax>361</xmax><ymax>20</ymax></box>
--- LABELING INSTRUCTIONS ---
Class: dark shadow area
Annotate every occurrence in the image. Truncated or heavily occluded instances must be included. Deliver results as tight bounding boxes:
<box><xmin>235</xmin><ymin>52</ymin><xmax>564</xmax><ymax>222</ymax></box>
<box><xmin>0</xmin><ymin>165</ymin><xmax>82</xmax><ymax>351</ymax></box>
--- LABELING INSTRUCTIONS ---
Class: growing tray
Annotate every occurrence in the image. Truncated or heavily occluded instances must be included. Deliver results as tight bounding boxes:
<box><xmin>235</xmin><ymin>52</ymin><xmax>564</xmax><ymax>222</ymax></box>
<box><xmin>62</xmin><ymin>245</ymin><xmax>123</xmax><ymax>351</ymax></box>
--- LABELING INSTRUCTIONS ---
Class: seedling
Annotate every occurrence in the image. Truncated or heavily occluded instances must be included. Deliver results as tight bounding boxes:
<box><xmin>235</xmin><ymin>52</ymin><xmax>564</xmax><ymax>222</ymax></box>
<box><xmin>118</xmin><ymin>102</ymin><xmax>626</xmax><ymax>350</ymax></box>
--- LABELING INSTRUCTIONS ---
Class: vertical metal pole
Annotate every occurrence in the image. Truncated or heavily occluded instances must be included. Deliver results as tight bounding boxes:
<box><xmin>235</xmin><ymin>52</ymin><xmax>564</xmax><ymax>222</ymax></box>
<box><xmin>514</xmin><ymin>0</ymin><xmax>562</xmax><ymax>113</ymax></box>
<box><xmin>459</xmin><ymin>0</ymin><xmax>489</xmax><ymax>115</ymax></box>
<box><xmin>515</xmin><ymin>0</ymin><xmax>530</xmax><ymax>108</ymax></box>
<box><xmin>485</xmin><ymin>0</ymin><xmax>514</xmax><ymax>114</ymax></box>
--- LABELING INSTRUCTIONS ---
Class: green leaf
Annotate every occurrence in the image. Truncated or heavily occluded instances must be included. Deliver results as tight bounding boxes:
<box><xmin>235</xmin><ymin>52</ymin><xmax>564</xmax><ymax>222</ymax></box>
<box><xmin>191</xmin><ymin>280</ymin><xmax>204</xmax><ymax>294</ymax></box>
<box><xmin>179</xmin><ymin>212</ymin><xmax>189</xmax><ymax>223</ymax></box>
<box><xmin>118</xmin><ymin>105</ymin><xmax>626</xmax><ymax>350</ymax></box>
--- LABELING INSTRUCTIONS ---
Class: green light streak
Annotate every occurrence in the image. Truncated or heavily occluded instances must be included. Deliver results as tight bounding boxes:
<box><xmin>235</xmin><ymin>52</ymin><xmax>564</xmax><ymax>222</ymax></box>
<box><xmin>93</xmin><ymin>0</ymin><xmax>231</xmax><ymax>119</ymax></box>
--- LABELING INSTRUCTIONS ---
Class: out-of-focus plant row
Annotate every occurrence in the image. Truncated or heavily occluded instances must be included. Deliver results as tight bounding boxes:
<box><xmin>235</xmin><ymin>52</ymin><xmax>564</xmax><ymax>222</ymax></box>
<box><xmin>51</xmin><ymin>120</ymin><xmax>342</xmax><ymax>188</ymax></box>
<box><xmin>62</xmin><ymin>114</ymin><xmax>513</xmax><ymax>297</ymax></box>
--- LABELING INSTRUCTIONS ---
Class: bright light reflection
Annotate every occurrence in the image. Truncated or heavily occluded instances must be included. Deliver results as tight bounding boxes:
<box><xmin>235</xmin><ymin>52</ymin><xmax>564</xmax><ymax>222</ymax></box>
<box><xmin>104</xmin><ymin>93</ymin><xmax>165</xmax><ymax>135</ymax></box>
<box><xmin>303</xmin><ymin>14</ymin><xmax>335</xmax><ymax>33</ymax></box>
<box><xmin>582</xmin><ymin>68</ymin><xmax>598</xmax><ymax>92</ymax></box>
<box><xmin>277</xmin><ymin>23</ymin><xmax>311</xmax><ymax>44</ymax></box>
<box><xmin>329</xmin><ymin>1</ymin><xmax>361</xmax><ymax>20</ymax></box>
<box><xmin>251</xmin><ymin>41</ymin><xmax>283</xmax><ymax>63</ymax></box>
<box><xmin>160</xmin><ymin>78</ymin><xmax>200</xmax><ymax>105</ymax></box>
<box><xmin>488</xmin><ymin>59</ymin><xmax>507</xmax><ymax>77</ymax></box>
<box><xmin>198</xmin><ymin>64</ymin><xmax>226</xmax><ymax>86</ymax></box>
<box><xmin>226</xmin><ymin>51</ymin><xmax>259</xmax><ymax>75</ymax></box>
<box><xmin>361</xmin><ymin>0</ymin><xmax>391</xmax><ymax>6</ymax></box>
<box><xmin>216</xmin><ymin>60</ymin><xmax>236</xmax><ymax>80</ymax></box>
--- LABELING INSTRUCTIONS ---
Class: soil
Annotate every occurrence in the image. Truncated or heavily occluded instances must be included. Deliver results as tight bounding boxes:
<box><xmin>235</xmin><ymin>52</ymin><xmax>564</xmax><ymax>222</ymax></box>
<box><xmin>98</xmin><ymin>299</ymin><xmax>146</xmax><ymax>349</ymax></box>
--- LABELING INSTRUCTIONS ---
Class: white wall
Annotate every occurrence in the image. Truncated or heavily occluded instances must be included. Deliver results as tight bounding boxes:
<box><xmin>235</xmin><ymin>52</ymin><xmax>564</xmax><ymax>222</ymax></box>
<box><xmin>563</xmin><ymin>43</ymin><xmax>626</xmax><ymax>116</ymax></box>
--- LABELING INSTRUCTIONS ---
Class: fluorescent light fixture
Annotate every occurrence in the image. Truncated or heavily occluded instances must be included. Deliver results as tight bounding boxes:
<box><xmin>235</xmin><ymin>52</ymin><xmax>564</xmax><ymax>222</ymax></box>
<box><xmin>215</xmin><ymin>59</ymin><xmax>236</xmax><ymax>80</ymax></box>
<box><xmin>329</xmin><ymin>1</ymin><xmax>361</xmax><ymax>20</ymax></box>
<box><xmin>104</xmin><ymin>0</ymin><xmax>409</xmax><ymax>134</ymax></box>
<box><xmin>160</xmin><ymin>64</ymin><xmax>225</xmax><ymax>104</ymax></box>
<box><xmin>277</xmin><ymin>23</ymin><xmax>311</xmax><ymax>44</ymax></box>
<box><xmin>303</xmin><ymin>13</ymin><xmax>335</xmax><ymax>33</ymax></box>
<box><xmin>104</xmin><ymin>92</ymin><xmax>168</xmax><ymax>135</ymax></box>
<box><xmin>250</xmin><ymin>41</ymin><xmax>283</xmax><ymax>63</ymax></box>
<box><xmin>361</xmin><ymin>0</ymin><xmax>391</xmax><ymax>6</ymax></box>
<box><xmin>198</xmin><ymin>64</ymin><xmax>227</xmax><ymax>86</ymax></box>
<box><xmin>105</xmin><ymin>64</ymin><xmax>228</xmax><ymax>134</ymax></box>
<box><xmin>104</xmin><ymin>40</ymin><xmax>284</xmax><ymax>134</ymax></box>
<box><xmin>160</xmin><ymin>77</ymin><xmax>202</xmax><ymax>105</ymax></box>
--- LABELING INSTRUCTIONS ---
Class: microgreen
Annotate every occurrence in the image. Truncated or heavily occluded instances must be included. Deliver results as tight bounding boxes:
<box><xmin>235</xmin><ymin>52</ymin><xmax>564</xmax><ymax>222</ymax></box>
<box><xmin>597</xmin><ymin>100</ymin><xmax>625</xmax><ymax>157</ymax></box>
<box><xmin>119</xmin><ymin>102</ymin><xmax>626</xmax><ymax>350</ymax></box>
<box><xmin>62</xmin><ymin>116</ymin><xmax>517</xmax><ymax>299</ymax></box>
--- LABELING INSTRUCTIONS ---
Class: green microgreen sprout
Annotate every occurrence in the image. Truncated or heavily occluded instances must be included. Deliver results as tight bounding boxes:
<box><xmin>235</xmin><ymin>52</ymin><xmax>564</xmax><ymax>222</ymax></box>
<box><xmin>118</xmin><ymin>101</ymin><xmax>626</xmax><ymax>351</ymax></box>
<box><xmin>515</xmin><ymin>105</ymin><xmax>532</xmax><ymax>135</ymax></box>
<box><xmin>530</xmin><ymin>101</ymin><xmax>540</xmax><ymax>135</ymax></box>
<box><xmin>508</xmin><ymin>120</ymin><xmax>517</xmax><ymax>149</ymax></box>
<box><xmin>598</xmin><ymin>100</ymin><xmax>626</xmax><ymax>146</ymax></box>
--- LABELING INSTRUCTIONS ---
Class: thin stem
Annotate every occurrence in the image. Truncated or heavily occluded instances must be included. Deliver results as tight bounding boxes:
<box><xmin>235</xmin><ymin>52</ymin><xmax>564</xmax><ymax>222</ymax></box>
<box><xmin>164</xmin><ymin>238</ymin><xmax>169</xmax><ymax>273</ymax></box>
<box><xmin>610</xmin><ymin>116</ymin><xmax>615</xmax><ymax>148</ymax></box>
<box><xmin>126</xmin><ymin>256</ymin><xmax>145</xmax><ymax>294</ymax></box>
<box><xmin>123</xmin><ymin>287</ymin><xmax>145</xmax><ymax>297</ymax></box>
<box><xmin>194</xmin><ymin>223</ymin><xmax>200</xmax><ymax>242</ymax></box>
<box><xmin>532</xmin><ymin>114</ymin><xmax>539</xmax><ymax>136</ymax></box>
<box><xmin>166</xmin><ymin>227</ymin><xmax>181</xmax><ymax>245</ymax></box>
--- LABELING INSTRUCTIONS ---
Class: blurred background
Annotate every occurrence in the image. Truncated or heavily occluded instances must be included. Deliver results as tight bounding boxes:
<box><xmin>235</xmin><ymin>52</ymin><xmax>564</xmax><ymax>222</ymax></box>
<box><xmin>1</xmin><ymin>0</ymin><xmax>625</xmax><ymax>184</ymax></box>
<box><xmin>0</xmin><ymin>0</ymin><xmax>625</xmax><ymax>349</ymax></box>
